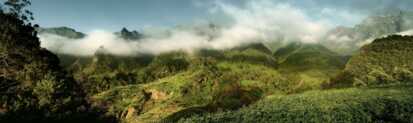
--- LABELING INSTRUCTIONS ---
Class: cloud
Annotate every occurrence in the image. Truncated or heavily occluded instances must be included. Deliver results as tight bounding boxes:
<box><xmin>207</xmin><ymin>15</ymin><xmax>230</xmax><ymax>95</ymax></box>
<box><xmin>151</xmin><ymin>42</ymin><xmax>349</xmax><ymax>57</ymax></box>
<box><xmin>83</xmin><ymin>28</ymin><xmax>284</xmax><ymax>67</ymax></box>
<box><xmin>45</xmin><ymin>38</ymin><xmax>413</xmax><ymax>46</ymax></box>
<box><xmin>398</xmin><ymin>29</ymin><xmax>413</xmax><ymax>36</ymax></box>
<box><xmin>38</xmin><ymin>0</ymin><xmax>333</xmax><ymax>56</ymax></box>
<box><xmin>213</xmin><ymin>0</ymin><xmax>330</xmax><ymax>44</ymax></box>
<box><xmin>39</xmin><ymin>30</ymin><xmax>139</xmax><ymax>56</ymax></box>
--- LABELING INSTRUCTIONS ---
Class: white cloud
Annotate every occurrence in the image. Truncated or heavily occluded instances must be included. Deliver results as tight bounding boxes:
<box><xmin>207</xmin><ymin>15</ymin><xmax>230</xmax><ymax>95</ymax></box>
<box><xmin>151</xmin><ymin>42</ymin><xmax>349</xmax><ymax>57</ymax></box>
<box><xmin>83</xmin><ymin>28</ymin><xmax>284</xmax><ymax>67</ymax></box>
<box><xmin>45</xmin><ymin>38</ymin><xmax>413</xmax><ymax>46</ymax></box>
<box><xmin>39</xmin><ymin>30</ymin><xmax>139</xmax><ymax>56</ymax></box>
<box><xmin>39</xmin><ymin>0</ymin><xmax>332</xmax><ymax>56</ymax></box>
<box><xmin>398</xmin><ymin>29</ymin><xmax>413</xmax><ymax>36</ymax></box>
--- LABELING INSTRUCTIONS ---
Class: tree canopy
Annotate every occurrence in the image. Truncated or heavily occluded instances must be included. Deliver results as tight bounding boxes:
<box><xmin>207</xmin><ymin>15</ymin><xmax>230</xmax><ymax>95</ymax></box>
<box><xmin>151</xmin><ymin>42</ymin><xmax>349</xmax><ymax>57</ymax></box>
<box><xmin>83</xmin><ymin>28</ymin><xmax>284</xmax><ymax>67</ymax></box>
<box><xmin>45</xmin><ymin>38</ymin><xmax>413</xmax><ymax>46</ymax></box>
<box><xmin>2</xmin><ymin>0</ymin><xmax>33</xmax><ymax>23</ymax></box>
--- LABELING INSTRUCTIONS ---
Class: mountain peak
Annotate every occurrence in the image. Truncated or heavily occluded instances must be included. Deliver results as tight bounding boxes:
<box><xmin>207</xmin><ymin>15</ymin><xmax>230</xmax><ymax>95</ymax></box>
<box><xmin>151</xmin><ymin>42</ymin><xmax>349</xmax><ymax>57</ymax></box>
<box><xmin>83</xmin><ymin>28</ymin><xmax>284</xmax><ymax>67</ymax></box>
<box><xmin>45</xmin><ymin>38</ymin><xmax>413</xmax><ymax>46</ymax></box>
<box><xmin>37</xmin><ymin>26</ymin><xmax>85</xmax><ymax>39</ymax></box>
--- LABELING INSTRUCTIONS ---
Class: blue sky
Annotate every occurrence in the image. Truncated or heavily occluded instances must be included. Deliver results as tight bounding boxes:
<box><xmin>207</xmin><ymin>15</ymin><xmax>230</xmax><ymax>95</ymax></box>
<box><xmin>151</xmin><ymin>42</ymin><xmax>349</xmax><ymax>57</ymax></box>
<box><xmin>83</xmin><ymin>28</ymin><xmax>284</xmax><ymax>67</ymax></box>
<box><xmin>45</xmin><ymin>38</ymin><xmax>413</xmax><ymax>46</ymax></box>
<box><xmin>28</xmin><ymin>0</ymin><xmax>217</xmax><ymax>32</ymax></box>
<box><xmin>2</xmin><ymin>0</ymin><xmax>411</xmax><ymax>32</ymax></box>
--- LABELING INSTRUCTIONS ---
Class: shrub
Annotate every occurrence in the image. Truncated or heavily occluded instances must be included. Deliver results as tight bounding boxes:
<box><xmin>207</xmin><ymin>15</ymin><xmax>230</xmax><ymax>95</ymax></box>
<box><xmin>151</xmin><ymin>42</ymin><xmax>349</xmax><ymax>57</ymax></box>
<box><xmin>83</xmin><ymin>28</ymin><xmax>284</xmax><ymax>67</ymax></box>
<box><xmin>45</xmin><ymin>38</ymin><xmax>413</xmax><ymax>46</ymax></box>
<box><xmin>393</xmin><ymin>67</ymin><xmax>413</xmax><ymax>82</ymax></box>
<box><xmin>180</xmin><ymin>86</ymin><xmax>413</xmax><ymax>123</ymax></box>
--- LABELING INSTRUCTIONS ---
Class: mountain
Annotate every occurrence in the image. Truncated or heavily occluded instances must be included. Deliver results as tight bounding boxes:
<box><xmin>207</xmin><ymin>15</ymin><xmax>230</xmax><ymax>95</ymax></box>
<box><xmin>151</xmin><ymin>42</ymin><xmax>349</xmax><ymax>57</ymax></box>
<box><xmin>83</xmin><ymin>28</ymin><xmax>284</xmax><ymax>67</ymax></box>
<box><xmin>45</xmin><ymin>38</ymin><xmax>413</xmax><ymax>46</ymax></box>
<box><xmin>115</xmin><ymin>27</ymin><xmax>143</xmax><ymax>40</ymax></box>
<box><xmin>275</xmin><ymin>42</ymin><xmax>347</xmax><ymax>71</ymax></box>
<box><xmin>323</xmin><ymin>10</ymin><xmax>413</xmax><ymax>54</ymax></box>
<box><xmin>222</xmin><ymin>43</ymin><xmax>277</xmax><ymax>67</ymax></box>
<box><xmin>86</xmin><ymin>43</ymin><xmax>318</xmax><ymax>122</ymax></box>
<box><xmin>177</xmin><ymin>36</ymin><xmax>413</xmax><ymax>123</ymax></box>
<box><xmin>37</xmin><ymin>26</ymin><xmax>86</xmax><ymax>39</ymax></box>
<box><xmin>91</xmin><ymin>55</ymin><xmax>289</xmax><ymax>122</ymax></box>
<box><xmin>272</xmin><ymin>43</ymin><xmax>348</xmax><ymax>90</ymax></box>
<box><xmin>328</xmin><ymin>35</ymin><xmax>413</xmax><ymax>87</ymax></box>
<box><xmin>37</xmin><ymin>26</ymin><xmax>144</xmax><ymax>41</ymax></box>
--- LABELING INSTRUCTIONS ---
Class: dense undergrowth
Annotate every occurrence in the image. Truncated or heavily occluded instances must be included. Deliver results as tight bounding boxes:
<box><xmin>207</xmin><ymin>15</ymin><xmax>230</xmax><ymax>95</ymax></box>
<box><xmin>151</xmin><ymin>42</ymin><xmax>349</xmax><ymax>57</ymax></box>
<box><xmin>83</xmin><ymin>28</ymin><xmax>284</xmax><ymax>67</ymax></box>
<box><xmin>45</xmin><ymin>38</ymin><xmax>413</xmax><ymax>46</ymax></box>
<box><xmin>0</xmin><ymin>10</ymin><xmax>110</xmax><ymax>122</ymax></box>
<box><xmin>180</xmin><ymin>85</ymin><xmax>413</xmax><ymax>123</ymax></box>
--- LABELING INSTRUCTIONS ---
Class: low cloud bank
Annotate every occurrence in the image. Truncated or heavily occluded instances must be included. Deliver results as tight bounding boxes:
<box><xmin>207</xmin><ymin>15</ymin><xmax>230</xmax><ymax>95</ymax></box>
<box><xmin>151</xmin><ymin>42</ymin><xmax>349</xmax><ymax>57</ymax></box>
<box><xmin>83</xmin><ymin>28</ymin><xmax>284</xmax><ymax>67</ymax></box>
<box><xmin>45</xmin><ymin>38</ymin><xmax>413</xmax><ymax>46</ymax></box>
<box><xmin>39</xmin><ymin>0</ymin><xmax>412</xmax><ymax>56</ymax></box>
<box><xmin>39</xmin><ymin>0</ymin><xmax>330</xmax><ymax>56</ymax></box>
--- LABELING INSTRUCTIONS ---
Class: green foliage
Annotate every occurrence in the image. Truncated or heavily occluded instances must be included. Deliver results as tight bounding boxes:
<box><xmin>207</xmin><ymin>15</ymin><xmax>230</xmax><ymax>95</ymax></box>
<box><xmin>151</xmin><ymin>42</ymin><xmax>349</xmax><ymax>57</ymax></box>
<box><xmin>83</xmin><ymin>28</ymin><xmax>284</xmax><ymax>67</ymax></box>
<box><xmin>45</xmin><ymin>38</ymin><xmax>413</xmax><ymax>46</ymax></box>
<box><xmin>33</xmin><ymin>73</ymin><xmax>62</xmax><ymax>107</ymax></box>
<box><xmin>365</xmin><ymin>66</ymin><xmax>396</xmax><ymax>85</ymax></box>
<box><xmin>330</xmin><ymin>35</ymin><xmax>413</xmax><ymax>87</ymax></box>
<box><xmin>223</xmin><ymin>49</ymin><xmax>277</xmax><ymax>67</ymax></box>
<box><xmin>0</xmin><ymin>11</ymin><xmax>108</xmax><ymax>122</ymax></box>
<box><xmin>2</xmin><ymin>0</ymin><xmax>34</xmax><ymax>23</ymax></box>
<box><xmin>217</xmin><ymin>62</ymin><xmax>290</xmax><ymax>94</ymax></box>
<box><xmin>275</xmin><ymin>43</ymin><xmax>346</xmax><ymax>71</ymax></box>
<box><xmin>393</xmin><ymin>67</ymin><xmax>413</xmax><ymax>82</ymax></box>
<box><xmin>68</xmin><ymin>52</ymin><xmax>154</xmax><ymax>95</ymax></box>
<box><xmin>137</xmin><ymin>51</ymin><xmax>190</xmax><ymax>83</ymax></box>
<box><xmin>180</xmin><ymin>85</ymin><xmax>413</xmax><ymax>123</ymax></box>
<box><xmin>91</xmin><ymin>60</ymin><xmax>314</xmax><ymax>122</ymax></box>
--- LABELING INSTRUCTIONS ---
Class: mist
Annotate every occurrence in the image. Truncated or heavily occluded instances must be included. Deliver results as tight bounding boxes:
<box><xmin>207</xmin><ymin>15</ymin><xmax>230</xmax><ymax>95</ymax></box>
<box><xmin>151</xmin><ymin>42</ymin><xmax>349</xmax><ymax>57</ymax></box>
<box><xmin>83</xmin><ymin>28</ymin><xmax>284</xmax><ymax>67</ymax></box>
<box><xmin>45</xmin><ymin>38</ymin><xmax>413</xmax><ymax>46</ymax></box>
<box><xmin>38</xmin><ymin>0</ymin><xmax>412</xmax><ymax>56</ymax></box>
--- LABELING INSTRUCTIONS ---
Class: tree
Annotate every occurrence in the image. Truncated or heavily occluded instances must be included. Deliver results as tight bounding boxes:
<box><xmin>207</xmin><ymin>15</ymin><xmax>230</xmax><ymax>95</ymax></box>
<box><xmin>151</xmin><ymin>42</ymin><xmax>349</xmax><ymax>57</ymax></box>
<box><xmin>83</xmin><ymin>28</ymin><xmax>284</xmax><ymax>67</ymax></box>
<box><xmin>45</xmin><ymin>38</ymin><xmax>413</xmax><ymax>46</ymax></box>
<box><xmin>3</xmin><ymin>0</ymin><xmax>34</xmax><ymax>23</ymax></box>
<box><xmin>0</xmin><ymin>3</ymin><xmax>4</xmax><ymax>13</ymax></box>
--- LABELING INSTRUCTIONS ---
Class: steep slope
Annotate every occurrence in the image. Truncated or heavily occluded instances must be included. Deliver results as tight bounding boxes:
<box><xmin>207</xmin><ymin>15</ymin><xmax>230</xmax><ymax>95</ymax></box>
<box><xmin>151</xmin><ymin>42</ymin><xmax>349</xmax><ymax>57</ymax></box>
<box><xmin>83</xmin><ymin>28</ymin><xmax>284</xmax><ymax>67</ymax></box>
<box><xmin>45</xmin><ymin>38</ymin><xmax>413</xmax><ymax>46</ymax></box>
<box><xmin>274</xmin><ymin>43</ymin><xmax>348</xmax><ymax>89</ymax></box>
<box><xmin>221</xmin><ymin>43</ymin><xmax>277</xmax><ymax>67</ymax></box>
<box><xmin>92</xmin><ymin>60</ymin><xmax>292</xmax><ymax>123</ymax></box>
<box><xmin>88</xmin><ymin>44</ymin><xmax>300</xmax><ymax>122</ymax></box>
<box><xmin>275</xmin><ymin>43</ymin><xmax>346</xmax><ymax>71</ymax></box>
<box><xmin>322</xmin><ymin>10</ymin><xmax>413</xmax><ymax>54</ymax></box>
<box><xmin>329</xmin><ymin>35</ymin><xmax>413</xmax><ymax>87</ymax></box>
<box><xmin>70</xmin><ymin>48</ymin><xmax>154</xmax><ymax>95</ymax></box>
<box><xmin>0</xmin><ymin>12</ymin><xmax>94</xmax><ymax>121</ymax></box>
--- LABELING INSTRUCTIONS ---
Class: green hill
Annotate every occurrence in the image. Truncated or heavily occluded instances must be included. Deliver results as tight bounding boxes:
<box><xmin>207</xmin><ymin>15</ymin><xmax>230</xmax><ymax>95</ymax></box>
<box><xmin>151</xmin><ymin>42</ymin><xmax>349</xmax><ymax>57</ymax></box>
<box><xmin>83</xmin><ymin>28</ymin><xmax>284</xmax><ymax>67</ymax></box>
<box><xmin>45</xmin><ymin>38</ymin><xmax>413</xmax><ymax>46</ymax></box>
<box><xmin>328</xmin><ymin>35</ymin><xmax>413</xmax><ymax>87</ymax></box>
<box><xmin>87</xmin><ymin>43</ymin><xmax>310</xmax><ymax>122</ymax></box>
<box><xmin>221</xmin><ymin>43</ymin><xmax>277</xmax><ymax>67</ymax></box>
<box><xmin>0</xmin><ymin>12</ymin><xmax>99</xmax><ymax>122</ymax></box>
<box><xmin>275</xmin><ymin>42</ymin><xmax>346</xmax><ymax>70</ymax></box>
<box><xmin>91</xmin><ymin>61</ymin><xmax>293</xmax><ymax>122</ymax></box>
<box><xmin>274</xmin><ymin>43</ymin><xmax>348</xmax><ymax>90</ymax></box>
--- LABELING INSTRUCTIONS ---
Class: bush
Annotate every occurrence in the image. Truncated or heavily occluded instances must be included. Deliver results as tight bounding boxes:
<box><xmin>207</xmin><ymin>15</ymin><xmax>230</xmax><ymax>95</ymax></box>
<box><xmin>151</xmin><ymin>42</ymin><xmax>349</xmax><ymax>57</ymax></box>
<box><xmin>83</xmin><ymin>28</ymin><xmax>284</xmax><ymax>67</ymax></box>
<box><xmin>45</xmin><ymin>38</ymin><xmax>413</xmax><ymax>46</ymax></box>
<box><xmin>329</xmin><ymin>35</ymin><xmax>413</xmax><ymax>87</ymax></box>
<box><xmin>180</xmin><ymin>86</ymin><xmax>413</xmax><ymax>123</ymax></box>
<box><xmin>393</xmin><ymin>67</ymin><xmax>413</xmax><ymax>82</ymax></box>
<box><xmin>33</xmin><ymin>73</ymin><xmax>62</xmax><ymax>107</ymax></box>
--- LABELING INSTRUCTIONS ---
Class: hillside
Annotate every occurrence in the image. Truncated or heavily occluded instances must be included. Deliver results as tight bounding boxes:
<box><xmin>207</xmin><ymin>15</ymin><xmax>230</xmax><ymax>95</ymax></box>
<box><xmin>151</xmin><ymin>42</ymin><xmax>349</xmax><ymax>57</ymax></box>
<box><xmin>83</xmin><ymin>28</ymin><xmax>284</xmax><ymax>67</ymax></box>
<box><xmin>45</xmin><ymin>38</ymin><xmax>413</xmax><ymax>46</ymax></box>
<box><xmin>322</xmin><ymin>10</ymin><xmax>413</xmax><ymax>54</ymax></box>
<box><xmin>180</xmin><ymin>85</ymin><xmax>413</xmax><ymax>123</ymax></box>
<box><xmin>274</xmin><ymin>42</ymin><xmax>346</xmax><ymax>70</ymax></box>
<box><xmin>176</xmin><ymin>35</ymin><xmax>413</xmax><ymax>122</ymax></box>
<box><xmin>92</xmin><ymin>61</ymin><xmax>291</xmax><ymax>122</ymax></box>
<box><xmin>328</xmin><ymin>35</ymin><xmax>413</xmax><ymax>87</ymax></box>
<box><xmin>86</xmin><ymin>43</ymin><xmax>324</xmax><ymax>122</ymax></box>
<box><xmin>0</xmin><ymin>12</ymin><xmax>104</xmax><ymax>122</ymax></box>
<box><xmin>3</xmin><ymin>1</ymin><xmax>413</xmax><ymax>122</ymax></box>
<box><xmin>273</xmin><ymin>43</ymin><xmax>348</xmax><ymax>90</ymax></box>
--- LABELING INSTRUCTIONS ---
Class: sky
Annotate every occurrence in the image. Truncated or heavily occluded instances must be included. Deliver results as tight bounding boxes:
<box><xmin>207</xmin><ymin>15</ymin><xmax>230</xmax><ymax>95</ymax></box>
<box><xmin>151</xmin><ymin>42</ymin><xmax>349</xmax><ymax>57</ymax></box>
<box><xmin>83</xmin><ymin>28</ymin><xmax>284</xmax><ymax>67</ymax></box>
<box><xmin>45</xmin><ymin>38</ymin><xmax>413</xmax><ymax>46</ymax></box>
<box><xmin>2</xmin><ymin>0</ymin><xmax>412</xmax><ymax>56</ymax></box>
<box><xmin>0</xmin><ymin>0</ymin><xmax>406</xmax><ymax>32</ymax></box>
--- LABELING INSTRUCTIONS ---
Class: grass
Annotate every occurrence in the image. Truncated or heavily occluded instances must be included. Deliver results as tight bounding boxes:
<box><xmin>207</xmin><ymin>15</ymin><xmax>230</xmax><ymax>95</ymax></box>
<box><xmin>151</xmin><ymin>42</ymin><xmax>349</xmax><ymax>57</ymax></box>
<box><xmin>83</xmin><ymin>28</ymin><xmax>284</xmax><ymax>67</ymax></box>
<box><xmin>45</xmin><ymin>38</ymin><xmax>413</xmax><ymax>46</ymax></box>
<box><xmin>180</xmin><ymin>84</ymin><xmax>413</xmax><ymax>123</ymax></box>
<box><xmin>90</xmin><ymin>61</ymin><xmax>299</xmax><ymax>122</ymax></box>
